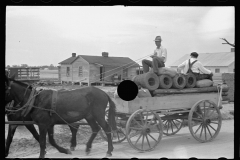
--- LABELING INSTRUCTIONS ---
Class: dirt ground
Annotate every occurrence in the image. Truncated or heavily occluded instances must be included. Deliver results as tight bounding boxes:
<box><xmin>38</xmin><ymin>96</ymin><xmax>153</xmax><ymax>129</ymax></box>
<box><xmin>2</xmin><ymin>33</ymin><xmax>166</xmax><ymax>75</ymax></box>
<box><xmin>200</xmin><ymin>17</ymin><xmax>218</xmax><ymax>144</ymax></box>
<box><xmin>5</xmin><ymin>85</ymin><xmax>234</xmax><ymax>158</ymax></box>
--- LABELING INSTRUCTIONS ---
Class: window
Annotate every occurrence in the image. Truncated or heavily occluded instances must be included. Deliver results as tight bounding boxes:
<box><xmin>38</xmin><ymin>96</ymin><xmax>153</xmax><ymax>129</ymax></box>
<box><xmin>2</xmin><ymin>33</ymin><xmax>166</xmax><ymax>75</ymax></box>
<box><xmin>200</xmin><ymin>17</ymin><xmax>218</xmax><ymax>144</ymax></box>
<box><xmin>215</xmin><ymin>68</ymin><xmax>220</xmax><ymax>73</ymax></box>
<box><xmin>79</xmin><ymin>66</ymin><xmax>83</xmax><ymax>77</ymax></box>
<box><xmin>66</xmin><ymin>67</ymin><xmax>70</xmax><ymax>77</ymax></box>
<box><xmin>136</xmin><ymin>70</ymin><xmax>143</xmax><ymax>75</ymax></box>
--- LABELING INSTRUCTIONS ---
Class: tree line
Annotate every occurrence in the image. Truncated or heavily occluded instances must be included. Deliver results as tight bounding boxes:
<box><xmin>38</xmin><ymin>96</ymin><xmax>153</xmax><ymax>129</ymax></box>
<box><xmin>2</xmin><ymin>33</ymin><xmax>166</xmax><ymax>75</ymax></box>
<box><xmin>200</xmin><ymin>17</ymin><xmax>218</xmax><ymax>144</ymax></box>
<box><xmin>5</xmin><ymin>64</ymin><xmax>58</xmax><ymax>70</ymax></box>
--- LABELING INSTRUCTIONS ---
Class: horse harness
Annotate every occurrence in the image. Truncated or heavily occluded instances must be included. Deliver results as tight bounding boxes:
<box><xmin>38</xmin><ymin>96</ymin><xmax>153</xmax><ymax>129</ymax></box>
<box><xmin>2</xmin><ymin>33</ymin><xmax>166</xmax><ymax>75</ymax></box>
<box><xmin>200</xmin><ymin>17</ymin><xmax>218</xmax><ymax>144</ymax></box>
<box><xmin>50</xmin><ymin>89</ymin><xmax>58</xmax><ymax>116</ymax></box>
<box><xmin>6</xmin><ymin>81</ymin><xmax>58</xmax><ymax>117</ymax></box>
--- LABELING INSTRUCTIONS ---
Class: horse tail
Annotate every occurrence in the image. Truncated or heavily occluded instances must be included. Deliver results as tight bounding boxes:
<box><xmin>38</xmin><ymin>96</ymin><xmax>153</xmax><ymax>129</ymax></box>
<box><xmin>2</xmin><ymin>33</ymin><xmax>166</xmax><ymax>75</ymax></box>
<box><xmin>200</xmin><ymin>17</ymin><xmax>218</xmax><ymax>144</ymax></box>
<box><xmin>107</xmin><ymin>94</ymin><xmax>117</xmax><ymax>131</ymax></box>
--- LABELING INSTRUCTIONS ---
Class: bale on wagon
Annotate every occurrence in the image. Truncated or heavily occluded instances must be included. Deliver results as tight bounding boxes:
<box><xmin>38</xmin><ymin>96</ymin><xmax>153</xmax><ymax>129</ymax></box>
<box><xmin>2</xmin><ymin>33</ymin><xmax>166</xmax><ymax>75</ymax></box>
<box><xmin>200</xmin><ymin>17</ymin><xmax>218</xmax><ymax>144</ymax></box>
<box><xmin>132</xmin><ymin>72</ymin><xmax>159</xmax><ymax>91</ymax></box>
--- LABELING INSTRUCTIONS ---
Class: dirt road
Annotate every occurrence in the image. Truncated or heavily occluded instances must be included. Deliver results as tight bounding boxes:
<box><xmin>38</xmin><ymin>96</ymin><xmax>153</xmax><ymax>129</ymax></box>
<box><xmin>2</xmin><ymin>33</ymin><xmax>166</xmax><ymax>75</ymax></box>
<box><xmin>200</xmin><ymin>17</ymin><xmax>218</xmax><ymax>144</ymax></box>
<box><xmin>22</xmin><ymin>119</ymin><xmax>234</xmax><ymax>159</ymax></box>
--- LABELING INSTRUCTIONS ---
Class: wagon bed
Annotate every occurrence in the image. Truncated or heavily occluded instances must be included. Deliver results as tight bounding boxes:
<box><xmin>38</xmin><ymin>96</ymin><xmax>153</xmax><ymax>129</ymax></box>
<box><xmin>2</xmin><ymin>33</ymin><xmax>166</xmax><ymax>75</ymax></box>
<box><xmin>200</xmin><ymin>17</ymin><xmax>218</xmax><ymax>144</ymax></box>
<box><xmin>99</xmin><ymin>85</ymin><xmax>224</xmax><ymax>152</ymax></box>
<box><xmin>113</xmin><ymin>92</ymin><xmax>220</xmax><ymax>114</ymax></box>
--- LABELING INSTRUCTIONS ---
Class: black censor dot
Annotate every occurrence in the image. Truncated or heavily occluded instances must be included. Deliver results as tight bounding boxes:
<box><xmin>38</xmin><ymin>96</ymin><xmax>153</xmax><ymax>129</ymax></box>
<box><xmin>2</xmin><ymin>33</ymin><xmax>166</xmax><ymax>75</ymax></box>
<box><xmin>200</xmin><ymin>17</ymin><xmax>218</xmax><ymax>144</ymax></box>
<box><xmin>117</xmin><ymin>80</ymin><xmax>138</xmax><ymax>101</ymax></box>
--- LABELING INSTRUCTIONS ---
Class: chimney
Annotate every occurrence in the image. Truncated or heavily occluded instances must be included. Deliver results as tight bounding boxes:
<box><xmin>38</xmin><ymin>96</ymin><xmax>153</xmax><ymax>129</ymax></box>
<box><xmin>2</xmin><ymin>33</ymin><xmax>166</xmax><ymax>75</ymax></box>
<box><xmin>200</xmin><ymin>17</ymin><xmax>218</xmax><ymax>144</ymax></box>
<box><xmin>231</xmin><ymin>48</ymin><xmax>235</xmax><ymax>52</ymax></box>
<box><xmin>102</xmin><ymin>52</ymin><xmax>108</xmax><ymax>57</ymax></box>
<box><xmin>72</xmin><ymin>53</ymin><xmax>76</xmax><ymax>57</ymax></box>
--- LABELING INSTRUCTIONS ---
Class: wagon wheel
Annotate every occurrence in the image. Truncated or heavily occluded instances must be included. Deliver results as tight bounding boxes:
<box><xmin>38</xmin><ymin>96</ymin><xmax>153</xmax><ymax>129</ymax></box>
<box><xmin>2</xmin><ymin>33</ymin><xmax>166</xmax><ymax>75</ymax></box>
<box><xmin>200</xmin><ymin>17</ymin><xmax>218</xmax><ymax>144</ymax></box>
<box><xmin>188</xmin><ymin>100</ymin><xmax>222</xmax><ymax>143</ymax></box>
<box><xmin>99</xmin><ymin>109</ymin><xmax>127</xmax><ymax>143</ymax></box>
<box><xmin>162</xmin><ymin>118</ymin><xmax>184</xmax><ymax>136</ymax></box>
<box><xmin>126</xmin><ymin>109</ymin><xmax>163</xmax><ymax>152</ymax></box>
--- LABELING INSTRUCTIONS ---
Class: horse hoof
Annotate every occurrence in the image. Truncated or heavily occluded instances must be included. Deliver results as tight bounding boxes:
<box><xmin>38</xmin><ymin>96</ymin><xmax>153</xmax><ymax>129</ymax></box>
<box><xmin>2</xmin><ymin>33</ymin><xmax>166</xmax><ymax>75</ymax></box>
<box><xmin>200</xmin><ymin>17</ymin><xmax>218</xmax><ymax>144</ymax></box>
<box><xmin>70</xmin><ymin>147</ymin><xmax>75</xmax><ymax>151</ymax></box>
<box><xmin>105</xmin><ymin>153</ymin><xmax>112</xmax><ymax>157</ymax></box>
<box><xmin>86</xmin><ymin>151</ymin><xmax>90</xmax><ymax>155</ymax></box>
<box><xmin>66</xmin><ymin>149</ymin><xmax>72</xmax><ymax>154</ymax></box>
<box><xmin>85</xmin><ymin>147</ymin><xmax>91</xmax><ymax>155</ymax></box>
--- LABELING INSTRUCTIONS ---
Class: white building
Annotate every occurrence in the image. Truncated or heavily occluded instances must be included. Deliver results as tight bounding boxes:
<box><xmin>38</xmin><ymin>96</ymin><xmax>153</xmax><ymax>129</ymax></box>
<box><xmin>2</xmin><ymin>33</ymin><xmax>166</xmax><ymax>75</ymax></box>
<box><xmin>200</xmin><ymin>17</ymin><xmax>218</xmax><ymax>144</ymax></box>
<box><xmin>170</xmin><ymin>50</ymin><xmax>235</xmax><ymax>74</ymax></box>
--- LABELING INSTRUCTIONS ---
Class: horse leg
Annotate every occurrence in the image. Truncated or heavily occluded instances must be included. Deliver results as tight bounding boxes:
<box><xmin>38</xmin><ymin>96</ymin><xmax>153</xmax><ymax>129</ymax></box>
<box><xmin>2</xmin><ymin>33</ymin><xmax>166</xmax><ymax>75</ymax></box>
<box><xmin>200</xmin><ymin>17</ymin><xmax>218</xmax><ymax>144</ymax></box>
<box><xmin>5</xmin><ymin>124</ymin><xmax>18</xmax><ymax>157</ymax></box>
<box><xmin>25</xmin><ymin>124</ymin><xmax>40</xmax><ymax>142</ymax></box>
<box><xmin>68</xmin><ymin>123</ymin><xmax>79</xmax><ymax>151</ymax></box>
<box><xmin>96</xmin><ymin>118</ymin><xmax>114</xmax><ymax>157</ymax></box>
<box><xmin>47</xmin><ymin>125</ymin><xmax>72</xmax><ymax>154</ymax></box>
<box><xmin>84</xmin><ymin>117</ymin><xmax>101</xmax><ymax>155</ymax></box>
<box><xmin>38</xmin><ymin>125</ymin><xmax>48</xmax><ymax>158</ymax></box>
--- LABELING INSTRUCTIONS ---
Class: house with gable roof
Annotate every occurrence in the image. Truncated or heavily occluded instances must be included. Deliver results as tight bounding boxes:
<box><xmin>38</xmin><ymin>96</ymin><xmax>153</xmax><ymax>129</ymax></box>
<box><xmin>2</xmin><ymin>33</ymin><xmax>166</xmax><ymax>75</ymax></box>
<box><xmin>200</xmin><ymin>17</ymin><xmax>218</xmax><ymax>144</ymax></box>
<box><xmin>58</xmin><ymin>52</ymin><xmax>140</xmax><ymax>86</ymax></box>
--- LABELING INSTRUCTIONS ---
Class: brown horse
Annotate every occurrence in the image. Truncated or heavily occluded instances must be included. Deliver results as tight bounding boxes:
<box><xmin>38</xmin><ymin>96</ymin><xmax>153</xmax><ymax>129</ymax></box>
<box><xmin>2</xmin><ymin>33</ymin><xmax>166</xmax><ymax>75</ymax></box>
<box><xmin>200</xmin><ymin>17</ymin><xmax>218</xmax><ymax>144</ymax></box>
<box><xmin>5</xmin><ymin>75</ymin><xmax>117</xmax><ymax>158</ymax></box>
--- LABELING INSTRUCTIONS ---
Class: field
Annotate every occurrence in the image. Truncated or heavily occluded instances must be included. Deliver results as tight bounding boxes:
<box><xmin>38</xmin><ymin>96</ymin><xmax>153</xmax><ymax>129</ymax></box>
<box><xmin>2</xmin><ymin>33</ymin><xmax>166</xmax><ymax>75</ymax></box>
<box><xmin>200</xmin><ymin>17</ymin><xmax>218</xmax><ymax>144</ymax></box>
<box><xmin>40</xmin><ymin>70</ymin><xmax>58</xmax><ymax>79</ymax></box>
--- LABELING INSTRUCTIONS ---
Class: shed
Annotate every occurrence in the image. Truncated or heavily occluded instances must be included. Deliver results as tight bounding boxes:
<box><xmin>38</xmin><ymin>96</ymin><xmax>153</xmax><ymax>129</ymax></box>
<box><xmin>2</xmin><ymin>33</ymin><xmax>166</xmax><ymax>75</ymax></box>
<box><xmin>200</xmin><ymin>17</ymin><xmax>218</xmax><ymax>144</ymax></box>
<box><xmin>58</xmin><ymin>52</ymin><xmax>140</xmax><ymax>85</ymax></box>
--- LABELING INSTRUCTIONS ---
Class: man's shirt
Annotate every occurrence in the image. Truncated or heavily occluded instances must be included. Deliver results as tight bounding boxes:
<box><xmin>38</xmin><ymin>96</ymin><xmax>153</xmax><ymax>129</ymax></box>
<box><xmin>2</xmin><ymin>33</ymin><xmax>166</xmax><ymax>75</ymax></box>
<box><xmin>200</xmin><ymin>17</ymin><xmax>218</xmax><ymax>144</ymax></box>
<box><xmin>178</xmin><ymin>57</ymin><xmax>212</xmax><ymax>75</ymax></box>
<box><xmin>153</xmin><ymin>46</ymin><xmax>167</xmax><ymax>63</ymax></box>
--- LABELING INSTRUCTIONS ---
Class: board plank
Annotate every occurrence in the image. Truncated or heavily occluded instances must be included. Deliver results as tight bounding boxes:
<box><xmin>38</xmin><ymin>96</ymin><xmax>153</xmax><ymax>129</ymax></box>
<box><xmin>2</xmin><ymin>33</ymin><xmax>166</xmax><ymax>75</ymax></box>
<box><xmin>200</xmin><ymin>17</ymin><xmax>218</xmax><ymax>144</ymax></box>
<box><xmin>113</xmin><ymin>92</ymin><xmax>220</xmax><ymax>114</ymax></box>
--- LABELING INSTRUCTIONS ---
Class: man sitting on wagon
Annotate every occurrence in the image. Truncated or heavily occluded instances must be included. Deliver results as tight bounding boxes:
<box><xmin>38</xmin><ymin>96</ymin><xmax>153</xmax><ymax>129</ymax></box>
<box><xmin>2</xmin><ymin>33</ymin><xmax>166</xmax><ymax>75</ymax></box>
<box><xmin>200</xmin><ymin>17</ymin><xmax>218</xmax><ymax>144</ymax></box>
<box><xmin>177</xmin><ymin>52</ymin><xmax>213</xmax><ymax>81</ymax></box>
<box><xmin>142</xmin><ymin>36</ymin><xmax>167</xmax><ymax>75</ymax></box>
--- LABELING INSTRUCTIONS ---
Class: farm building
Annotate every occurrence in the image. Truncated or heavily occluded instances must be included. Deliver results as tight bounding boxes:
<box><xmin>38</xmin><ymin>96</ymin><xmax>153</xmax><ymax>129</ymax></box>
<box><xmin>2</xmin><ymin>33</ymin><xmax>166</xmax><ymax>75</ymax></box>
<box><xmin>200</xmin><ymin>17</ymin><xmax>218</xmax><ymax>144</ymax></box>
<box><xmin>58</xmin><ymin>52</ymin><xmax>140</xmax><ymax>85</ymax></box>
<box><xmin>170</xmin><ymin>49</ymin><xmax>235</xmax><ymax>74</ymax></box>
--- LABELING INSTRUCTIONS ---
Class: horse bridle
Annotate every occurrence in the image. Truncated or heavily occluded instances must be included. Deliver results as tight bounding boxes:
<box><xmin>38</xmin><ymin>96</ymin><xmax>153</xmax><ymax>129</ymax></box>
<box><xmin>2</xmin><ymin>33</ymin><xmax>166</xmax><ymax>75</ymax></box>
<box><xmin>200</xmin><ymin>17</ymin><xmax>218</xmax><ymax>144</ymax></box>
<box><xmin>5</xmin><ymin>80</ymin><xmax>32</xmax><ymax>114</ymax></box>
<box><xmin>5</xmin><ymin>81</ymin><xmax>13</xmax><ymax>97</ymax></box>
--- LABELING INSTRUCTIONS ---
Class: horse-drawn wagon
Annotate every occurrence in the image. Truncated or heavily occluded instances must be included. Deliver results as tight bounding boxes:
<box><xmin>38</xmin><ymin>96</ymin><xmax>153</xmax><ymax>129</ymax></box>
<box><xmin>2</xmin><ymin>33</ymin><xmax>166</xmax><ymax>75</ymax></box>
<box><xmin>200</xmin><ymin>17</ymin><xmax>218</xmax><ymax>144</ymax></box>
<box><xmin>99</xmin><ymin>71</ymin><xmax>226</xmax><ymax>152</ymax></box>
<box><xmin>5</xmin><ymin>69</ymin><xmax>227</xmax><ymax>157</ymax></box>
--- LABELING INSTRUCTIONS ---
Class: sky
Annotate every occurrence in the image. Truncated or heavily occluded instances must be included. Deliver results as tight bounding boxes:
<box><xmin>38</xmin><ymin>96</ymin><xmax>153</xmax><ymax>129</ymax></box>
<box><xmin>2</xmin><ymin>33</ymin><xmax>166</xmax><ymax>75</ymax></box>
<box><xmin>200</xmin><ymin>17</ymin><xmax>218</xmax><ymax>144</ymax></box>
<box><xmin>6</xmin><ymin>6</ymin><xmax>235</xmax><ymax>67</ymax></box>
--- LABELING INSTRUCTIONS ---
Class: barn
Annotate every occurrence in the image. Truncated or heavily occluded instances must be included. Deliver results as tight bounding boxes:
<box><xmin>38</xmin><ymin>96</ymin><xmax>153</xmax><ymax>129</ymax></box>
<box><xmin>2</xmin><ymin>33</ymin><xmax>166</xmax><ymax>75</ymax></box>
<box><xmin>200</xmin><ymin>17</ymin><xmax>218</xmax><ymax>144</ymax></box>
<box><xmin>58</xmin><ymin>52</ymin><xmax>140</xmax><ymax>86</ymax></box>
<box><xmin>170</xmin><ymin>49</ymin><xmax>235</xmax><ymax>74</ymax></box>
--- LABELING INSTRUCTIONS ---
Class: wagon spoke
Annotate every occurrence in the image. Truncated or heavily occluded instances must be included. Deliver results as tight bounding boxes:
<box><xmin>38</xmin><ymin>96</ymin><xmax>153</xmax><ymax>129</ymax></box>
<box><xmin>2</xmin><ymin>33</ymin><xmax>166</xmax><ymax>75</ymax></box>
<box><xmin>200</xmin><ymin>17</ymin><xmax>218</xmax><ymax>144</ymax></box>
<box><xmin>194</xmin><ymin>111</ymin><xmax>203</xmax><ymax>118</ymax></box>
<box><xmin>210</xmin><ymin>121</ymin><xmax>219</xmax><ymax>124</ymax></box>
<box><xmin>174</xmin><ymin>119</ymin><xmax>182</xmax><ymax>123</ymax></box>
<box><xmin>146</xmin><ymin>134</ymin><xmax>151</xmax><ymax>148</ymax></box>
<box><xmin>199</xmin><ymin>124</ymin><xmax>204</xmax><ymax>138</ymax></box>
<box><xmin>129</xmin><ymin>127</ymin><xmax>143</xmax><ymax>131</ymax></box>
<box><xmin>172</xmin><ymin>120</ymin><xmax>179</xmax><ymax>130</ymax></box>
<box><xmin>192</xmin><ymin>118</ymin><xmax>203</xmax><ymax>122</ymax></box>
<box><xmin>117</xmin><ymin>132</ymin><xmax>120</xmax><ymax>141</ymax></box>
<box><xmin>204</xmin><ymin>104</ymin><xmax>206</xmax><ymax>117</ymax></box>
<box><xmin>119</xmin><ymin>129</ymin><xmax>126</xmax><ymax>137</ymax></box>
<box><xmin>147</xmin><ymin>133</ymin><xmax>157</xmax><ymax>142</ymax></box>
<box><xmin>206</xmin><ymin>125</ymin><xmax>213</xmax><ymax>138</ymax></box>
<box><xmin>139</xmin><ymin>113</ymin><xmax>145</xmax><ymax>125</ymax></box>
<box><xmin>134</xmin><ymin>133</ymin><xmax>143</xmax><ymax>145</ymax></box>
<box><xmin>194</xmin><ymin>123</ymin><xmax>202</xmax><ymax>134</ymax></box>
<box><xmin>171</xmin><ymin>121</ymin><xmax>174</xmax><ymax>133</ymax></box>
<box><xmin>164</xmin><ymin>120</ymin><xmax>168</xmax><ymax>129</ymax></box>
<box><xmin>208</xmin><ymin>124</ymin><xmax>217</xmax><ymax>132</ymax></box>
<box><xmin>207</xmin><ymin>109</ymin><xmax>215</xmax><ymax>118</ymax></box>
<box><xmin>141</xmin><ymin>134</ymin><xmax>145</xmax><ymax>150</ymax></box>
<box><xmin>132</xmin><ymin>118</ymin><xmax>142</xmax><ymax>127</ymax></box>
<box><xmin>204</xmin><ymin>125</ymin><xmax>207</xmax><ymax>141</ymax></box>
<box><xmin>129</xmin><ymin>130</ymin><xmax>141</xmax><ymax>138</ymax></box>
<box><xmin>167</xmin><ymin>121</ymin><xmax>170</xmax><ymax>134</ymax></box>
<box><xmin>145</xmin><ymin>111</ymin><xmax>149</xmax><ymax>125</ymax></box>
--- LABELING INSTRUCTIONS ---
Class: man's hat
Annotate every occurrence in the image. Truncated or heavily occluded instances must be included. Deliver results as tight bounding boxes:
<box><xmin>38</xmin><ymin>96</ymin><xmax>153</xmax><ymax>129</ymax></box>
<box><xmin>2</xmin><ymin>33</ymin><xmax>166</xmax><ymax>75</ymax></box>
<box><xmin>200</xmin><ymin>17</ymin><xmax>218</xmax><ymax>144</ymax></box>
<box><xmin>154</xmin><ymin>36</ymin><xmax>162</xmax><ymax>42</ymax></box>
<box><xmin>190</xmin><ymin>52</ymin><xmax>198</xmax><ymax>58</ymax></box>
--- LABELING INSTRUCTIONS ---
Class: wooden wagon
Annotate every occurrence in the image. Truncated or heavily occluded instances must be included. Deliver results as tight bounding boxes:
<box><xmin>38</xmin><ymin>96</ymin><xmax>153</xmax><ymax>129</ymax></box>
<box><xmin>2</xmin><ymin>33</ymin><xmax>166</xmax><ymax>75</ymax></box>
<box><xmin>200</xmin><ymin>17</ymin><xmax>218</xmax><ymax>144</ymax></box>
<box><xmin>99</xmin><ymin>84</ymin><xmax>224</xmax><ymax>152</ymax></box>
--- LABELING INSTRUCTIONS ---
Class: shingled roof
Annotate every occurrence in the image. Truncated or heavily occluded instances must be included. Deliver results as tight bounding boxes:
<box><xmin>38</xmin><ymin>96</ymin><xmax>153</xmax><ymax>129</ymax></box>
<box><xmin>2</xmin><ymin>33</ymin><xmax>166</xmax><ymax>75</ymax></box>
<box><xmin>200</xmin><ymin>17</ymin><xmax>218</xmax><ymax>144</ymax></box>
<box><xmin>59</xmin><ymin>54</ymin><xmax>140</xmax><ymax>68</ymax></box>
<box><xmin>170</xmin><ymin>52</ymin><xmax>234</xmax><ymax>67</ymax></box>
